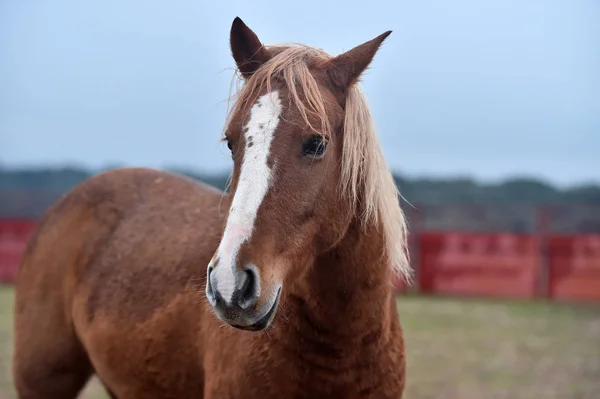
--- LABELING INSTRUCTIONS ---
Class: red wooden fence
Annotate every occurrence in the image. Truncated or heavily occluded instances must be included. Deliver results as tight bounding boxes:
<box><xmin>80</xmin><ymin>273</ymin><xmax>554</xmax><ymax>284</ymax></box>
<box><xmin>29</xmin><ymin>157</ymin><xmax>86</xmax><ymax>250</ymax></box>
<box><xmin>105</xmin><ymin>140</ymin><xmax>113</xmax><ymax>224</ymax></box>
<box><xmin>0</xmin><ymin>220</ymin><xmax>37</xmax><ymax>283</ymax></box>
<box><xmin>418</xmin><ymin>232</ymin><xmax>542</xmax><ymax>299</ymax></box>
<box><xmin>1</xmin><ymin>219</ymin><xmax>599</xmax><ymax>302</ymax></box>
<box><xmin>547</xmin><ymin>234</ymin><xmax>600</xmax><ymax>302</ymax></box>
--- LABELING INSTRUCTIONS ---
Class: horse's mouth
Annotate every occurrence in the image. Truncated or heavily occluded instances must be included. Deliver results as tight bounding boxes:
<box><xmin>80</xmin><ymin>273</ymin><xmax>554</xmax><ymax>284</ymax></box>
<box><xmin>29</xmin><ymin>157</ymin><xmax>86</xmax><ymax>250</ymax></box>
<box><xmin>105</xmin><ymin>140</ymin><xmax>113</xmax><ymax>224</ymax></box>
<box><xmin>232</xmin><ymin>287</ymin><xmax>281</xmax><ymax>332</ymax></box>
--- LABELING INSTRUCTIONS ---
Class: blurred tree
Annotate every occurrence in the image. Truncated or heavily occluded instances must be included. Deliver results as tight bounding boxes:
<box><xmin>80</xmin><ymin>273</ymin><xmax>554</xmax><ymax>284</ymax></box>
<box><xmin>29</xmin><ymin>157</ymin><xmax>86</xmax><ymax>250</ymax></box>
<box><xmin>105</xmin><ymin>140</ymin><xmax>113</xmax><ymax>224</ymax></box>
<box><xmin>0</xmin><ymin>167</ymin><xmax>598</xmax><ymax>233</ymax></box>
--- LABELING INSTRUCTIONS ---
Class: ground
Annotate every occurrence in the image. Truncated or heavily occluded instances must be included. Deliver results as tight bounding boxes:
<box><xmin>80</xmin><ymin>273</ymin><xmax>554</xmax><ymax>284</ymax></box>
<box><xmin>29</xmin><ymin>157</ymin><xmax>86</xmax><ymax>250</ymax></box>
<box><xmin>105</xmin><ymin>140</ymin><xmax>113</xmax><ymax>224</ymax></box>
<box><xmin>398</xmin><ymin>294</ymin><xmax>600</xmax><ymax>399</ymax></box>
<box><xmin>0</xmin><ymin>286</ymin><xmax>598</xmax><ymax>398</ymax></box>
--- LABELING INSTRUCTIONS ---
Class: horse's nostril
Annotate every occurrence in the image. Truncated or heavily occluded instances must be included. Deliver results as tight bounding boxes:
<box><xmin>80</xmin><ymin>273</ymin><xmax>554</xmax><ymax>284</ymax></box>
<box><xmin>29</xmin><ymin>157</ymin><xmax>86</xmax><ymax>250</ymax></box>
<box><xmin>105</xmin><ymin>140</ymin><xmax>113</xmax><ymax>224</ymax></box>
<box><xmin>242</xmin><ymin>269</ymin><xmax>255</xmax><ymax>300</ymax></box>
<box><xmin>237</xmin><ymin>266</ymin><xmax>259</xmax><ymax>309</ymax></box>
<box><xmin>206</xmin><ymin>266</ymin><xmax>217</xmax><ymax>304</ymax></box>
<box><xmin>238</xmin><ymin>270</ymin><xmax>250</xmax><ymax>295</ymax></box>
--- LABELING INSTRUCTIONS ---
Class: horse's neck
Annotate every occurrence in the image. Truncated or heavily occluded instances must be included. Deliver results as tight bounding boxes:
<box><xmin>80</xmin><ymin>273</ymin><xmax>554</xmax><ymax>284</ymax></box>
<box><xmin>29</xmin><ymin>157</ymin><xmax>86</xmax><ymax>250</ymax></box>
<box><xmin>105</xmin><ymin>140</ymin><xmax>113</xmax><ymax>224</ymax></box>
<box><xmin>285</xmin><ymin>218</ymin><xmax>395</xmax><ymax>343</ymax></box>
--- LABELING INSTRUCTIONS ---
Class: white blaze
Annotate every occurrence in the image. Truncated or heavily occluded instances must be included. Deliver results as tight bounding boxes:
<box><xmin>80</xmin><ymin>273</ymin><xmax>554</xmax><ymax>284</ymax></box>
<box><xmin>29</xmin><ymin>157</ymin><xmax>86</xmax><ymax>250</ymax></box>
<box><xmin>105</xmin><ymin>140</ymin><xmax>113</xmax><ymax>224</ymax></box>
<box><xmin>211</xmin><ymin>91</ymin><xmax>282</xmax><ymax>302</ymax></box>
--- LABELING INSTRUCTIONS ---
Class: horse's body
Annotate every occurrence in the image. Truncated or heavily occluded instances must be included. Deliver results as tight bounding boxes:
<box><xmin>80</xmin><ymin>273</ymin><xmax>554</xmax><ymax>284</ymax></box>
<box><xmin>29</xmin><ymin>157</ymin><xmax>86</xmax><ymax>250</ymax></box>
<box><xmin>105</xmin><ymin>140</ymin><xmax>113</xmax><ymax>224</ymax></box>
<box><xmin>13</xmin><ymin>168</ymin><xmax>405</xmax><ymax>398</ymax></box>
<box><xmin>13</xmin><ymin>18</ymin><xmax>410</xmax><ymax>399</ymax></box>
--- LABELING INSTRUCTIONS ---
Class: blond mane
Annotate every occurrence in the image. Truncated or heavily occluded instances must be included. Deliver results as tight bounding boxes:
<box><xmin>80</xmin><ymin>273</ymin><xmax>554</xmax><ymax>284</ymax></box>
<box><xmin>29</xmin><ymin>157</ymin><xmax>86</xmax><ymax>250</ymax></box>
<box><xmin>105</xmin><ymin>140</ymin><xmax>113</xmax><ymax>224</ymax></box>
<box><xmin>224</xmin><ymin>44</ymin><xmax>412</xmax><ymax>282</ymax></box>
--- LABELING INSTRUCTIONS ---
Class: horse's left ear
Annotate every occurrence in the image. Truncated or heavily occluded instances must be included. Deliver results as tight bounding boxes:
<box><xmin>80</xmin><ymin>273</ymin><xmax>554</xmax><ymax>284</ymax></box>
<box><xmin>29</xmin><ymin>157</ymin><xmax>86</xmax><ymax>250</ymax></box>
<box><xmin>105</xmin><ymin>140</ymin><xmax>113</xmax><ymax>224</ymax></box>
<box><xmin>325</xmin><ymin>31</ymin><xmax>392</xmax><ymax>92</ymax></box>
<box><xmin>230</xmin><ymin>17</ymin><xmax>272</xmax><ymax>79</ymax></box>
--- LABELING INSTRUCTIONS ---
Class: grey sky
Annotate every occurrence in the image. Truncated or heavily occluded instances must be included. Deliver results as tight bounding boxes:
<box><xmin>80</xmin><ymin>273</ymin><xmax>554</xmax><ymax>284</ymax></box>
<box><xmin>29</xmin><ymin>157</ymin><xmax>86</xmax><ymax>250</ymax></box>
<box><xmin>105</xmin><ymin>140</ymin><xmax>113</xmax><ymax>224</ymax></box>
<box><xmin>1</xmin><ymin>0</ymin><xmax>599</xmax><ymax>187</ymax></box>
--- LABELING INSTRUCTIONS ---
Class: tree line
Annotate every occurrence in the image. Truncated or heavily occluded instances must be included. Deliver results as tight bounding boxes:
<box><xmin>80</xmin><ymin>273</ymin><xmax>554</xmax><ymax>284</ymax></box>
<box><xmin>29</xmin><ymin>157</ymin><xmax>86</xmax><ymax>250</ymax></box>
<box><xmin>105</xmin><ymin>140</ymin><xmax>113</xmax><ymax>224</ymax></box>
<box><xmin>1</xmin><ymin>166</ymin><xmax>599</xmax><ymax>232</ymax></box>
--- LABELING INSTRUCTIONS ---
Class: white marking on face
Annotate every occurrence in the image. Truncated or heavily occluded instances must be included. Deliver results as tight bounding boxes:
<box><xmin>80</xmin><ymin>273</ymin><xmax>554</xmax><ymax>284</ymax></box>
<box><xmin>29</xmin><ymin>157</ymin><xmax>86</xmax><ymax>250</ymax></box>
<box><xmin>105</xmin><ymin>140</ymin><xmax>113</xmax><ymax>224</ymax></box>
<box><xmin>211</xmin><ymin>91</ymin><xmax>282</xmax><ymax>302</ymax></box>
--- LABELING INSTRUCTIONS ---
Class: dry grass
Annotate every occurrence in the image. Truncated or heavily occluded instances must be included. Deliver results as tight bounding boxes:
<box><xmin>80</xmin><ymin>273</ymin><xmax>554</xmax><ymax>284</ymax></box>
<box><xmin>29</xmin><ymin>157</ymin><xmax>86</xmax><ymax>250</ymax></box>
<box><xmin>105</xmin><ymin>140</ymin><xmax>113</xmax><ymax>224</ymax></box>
<box><xmin>0</xmin><ymin>286</ymin><xmax>598</xmax><ymax>398</ymax></box>
<box><xmin>399</xmin><ymin>294</ymin><xmax>600</xmax><ymax>399</ymax></box>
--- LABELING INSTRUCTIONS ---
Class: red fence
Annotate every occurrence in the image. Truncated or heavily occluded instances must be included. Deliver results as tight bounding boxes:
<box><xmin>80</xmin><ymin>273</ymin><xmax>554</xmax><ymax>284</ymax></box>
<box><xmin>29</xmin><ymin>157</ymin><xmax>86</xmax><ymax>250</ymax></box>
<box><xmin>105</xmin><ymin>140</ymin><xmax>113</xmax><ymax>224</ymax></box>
<box><xmin>413</xmin><ymin>232</ymin><xmax>600</xmax><ymax>302</ymax></box>
<box><xmin>418</xmin><ymin>232</ymin><xmax>541</xmax><ymax>299</ymax></box>
<box><xmin>0</xmin><ymin>220</ymin><xmax>37</xmax><ymax>283</ymax></box>
<box><xmin>547</xmin><ymin>235</ymin><xmax>600</xmax><ymax>302</ymax></box>
<box><xmin>1</xmin><ymin>218</ymin><xmax>599</xmax><ymax>302</ymax></box>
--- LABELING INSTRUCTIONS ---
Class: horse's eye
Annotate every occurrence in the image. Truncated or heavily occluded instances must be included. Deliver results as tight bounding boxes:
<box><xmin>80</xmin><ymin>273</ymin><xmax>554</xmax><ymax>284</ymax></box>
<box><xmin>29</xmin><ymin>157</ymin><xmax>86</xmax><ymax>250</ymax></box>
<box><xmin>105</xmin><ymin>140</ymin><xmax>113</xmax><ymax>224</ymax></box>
<box><xmin>302</xmin><ymin>135</ymin><xmax>328</xmax><ymax>158</ymax></box>
<box><xmin>225</xmin><ymin>137</ymin><xmax>232</xmax><ymax>151</ymax></box>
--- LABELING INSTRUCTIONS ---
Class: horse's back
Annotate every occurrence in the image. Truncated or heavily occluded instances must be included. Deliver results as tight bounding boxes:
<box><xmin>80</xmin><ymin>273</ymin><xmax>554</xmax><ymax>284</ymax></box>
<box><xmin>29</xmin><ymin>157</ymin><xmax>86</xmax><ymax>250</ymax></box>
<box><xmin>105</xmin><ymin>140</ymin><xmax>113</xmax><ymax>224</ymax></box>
<box><xmin>13</xmin><ymin>167</ymin><xmax>225</xmax><ymax>398</ymax></box>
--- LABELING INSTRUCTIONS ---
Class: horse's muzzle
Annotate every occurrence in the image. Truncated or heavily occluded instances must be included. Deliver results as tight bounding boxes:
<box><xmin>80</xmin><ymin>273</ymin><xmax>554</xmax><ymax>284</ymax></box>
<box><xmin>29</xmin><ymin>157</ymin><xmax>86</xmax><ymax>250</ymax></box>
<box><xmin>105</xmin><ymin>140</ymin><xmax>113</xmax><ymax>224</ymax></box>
<box><xmin>206</xmin><ymin>264</ymin><xmax>281</xmax><ymax>331</ymax></box>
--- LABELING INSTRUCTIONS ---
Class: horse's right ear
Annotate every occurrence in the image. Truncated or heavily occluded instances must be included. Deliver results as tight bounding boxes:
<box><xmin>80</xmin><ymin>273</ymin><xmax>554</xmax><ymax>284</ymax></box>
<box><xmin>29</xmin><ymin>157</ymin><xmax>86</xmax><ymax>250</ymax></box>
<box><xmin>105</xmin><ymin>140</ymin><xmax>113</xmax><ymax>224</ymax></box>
<box><xmin>230</xmin><ymin>17</ymin><xmax>271</xmax><ymax>79</ymax></box>
<box><xmin>325</xmin><ymin>30</ymin><xmax>392</xmax><ymax>93</ymax></box>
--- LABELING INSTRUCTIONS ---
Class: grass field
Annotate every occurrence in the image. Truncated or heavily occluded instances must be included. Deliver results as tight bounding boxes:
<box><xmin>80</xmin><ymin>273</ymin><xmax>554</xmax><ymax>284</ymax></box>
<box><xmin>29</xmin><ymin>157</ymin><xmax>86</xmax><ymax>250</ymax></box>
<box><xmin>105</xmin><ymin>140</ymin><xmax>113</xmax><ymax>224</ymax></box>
<box><xmin>1</xmin><ymin>286</ymin><xmax>599</xmax><ymax>398</ymax></box>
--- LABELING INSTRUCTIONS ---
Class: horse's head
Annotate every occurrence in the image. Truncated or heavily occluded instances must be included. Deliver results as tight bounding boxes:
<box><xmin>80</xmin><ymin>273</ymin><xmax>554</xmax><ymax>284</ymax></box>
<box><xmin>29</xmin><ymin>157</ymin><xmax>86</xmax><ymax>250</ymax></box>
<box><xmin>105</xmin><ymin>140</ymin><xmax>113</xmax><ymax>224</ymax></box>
<box><xmin>206</xmin><ymin>17</ymin><xmax>409</xmax><ymax>331</ymax></box>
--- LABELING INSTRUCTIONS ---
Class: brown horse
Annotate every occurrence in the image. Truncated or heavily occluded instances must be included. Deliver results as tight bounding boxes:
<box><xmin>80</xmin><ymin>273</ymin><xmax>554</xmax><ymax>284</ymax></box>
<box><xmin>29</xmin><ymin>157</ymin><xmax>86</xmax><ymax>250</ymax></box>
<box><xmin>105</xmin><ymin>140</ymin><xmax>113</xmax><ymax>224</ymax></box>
<box><xmin>12</xmin><ymin>17</ymin><xmax>412</xmax><ymax>399</ymax></box>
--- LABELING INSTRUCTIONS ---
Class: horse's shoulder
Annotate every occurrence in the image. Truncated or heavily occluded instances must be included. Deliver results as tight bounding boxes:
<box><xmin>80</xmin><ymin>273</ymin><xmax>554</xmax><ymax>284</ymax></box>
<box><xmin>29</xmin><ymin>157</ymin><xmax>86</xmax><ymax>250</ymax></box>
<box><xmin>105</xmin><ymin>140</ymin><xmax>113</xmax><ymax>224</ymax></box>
<box><xmin>74</xmin><ymin>167</ymin><xmax>225</xmax><ymax>323</ymax></box>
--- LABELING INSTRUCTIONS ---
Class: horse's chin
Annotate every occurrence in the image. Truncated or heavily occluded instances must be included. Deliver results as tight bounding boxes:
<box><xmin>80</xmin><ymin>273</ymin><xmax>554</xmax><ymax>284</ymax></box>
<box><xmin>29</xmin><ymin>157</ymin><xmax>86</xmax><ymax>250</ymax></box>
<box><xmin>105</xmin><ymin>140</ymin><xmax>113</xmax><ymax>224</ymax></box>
<box><xmin>223</xmin><ymin>287</ymin><xmax>282</xmax><ymax>332</ymax></box>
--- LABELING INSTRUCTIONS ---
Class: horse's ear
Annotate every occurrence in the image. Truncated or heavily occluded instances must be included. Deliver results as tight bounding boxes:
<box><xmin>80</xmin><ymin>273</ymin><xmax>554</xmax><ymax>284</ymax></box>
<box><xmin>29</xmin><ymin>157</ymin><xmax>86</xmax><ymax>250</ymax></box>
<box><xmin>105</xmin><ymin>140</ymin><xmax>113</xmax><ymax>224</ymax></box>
<box><xmin>325</xmin><ymin>31</ymin><xmax>392</xmax><ymax>92</ymax></box>
<box><xmin>230</xmin><ymin>17</ymin><xmax>271</xmax><ymax>79</ymax></box>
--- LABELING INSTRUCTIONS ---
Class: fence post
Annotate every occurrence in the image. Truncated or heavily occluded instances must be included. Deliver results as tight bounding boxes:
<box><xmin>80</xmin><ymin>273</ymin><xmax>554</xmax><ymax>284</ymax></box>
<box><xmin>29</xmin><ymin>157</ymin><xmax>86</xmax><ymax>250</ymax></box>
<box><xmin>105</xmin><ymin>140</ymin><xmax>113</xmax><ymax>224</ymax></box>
<box><xmin>536</xmin><ymin>205</ymin><xmax>551</xmax><ymax>299</ymax></box>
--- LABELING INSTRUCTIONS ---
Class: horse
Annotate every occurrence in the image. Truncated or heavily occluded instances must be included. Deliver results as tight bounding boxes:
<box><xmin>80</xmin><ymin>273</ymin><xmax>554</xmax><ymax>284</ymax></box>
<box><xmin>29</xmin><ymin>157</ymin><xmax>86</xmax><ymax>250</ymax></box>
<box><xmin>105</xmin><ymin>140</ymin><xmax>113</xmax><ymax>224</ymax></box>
<box><xmin>12</xmin><ymin>16</ymin><xmax>412</xmax><ymax>399</ymax></box>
